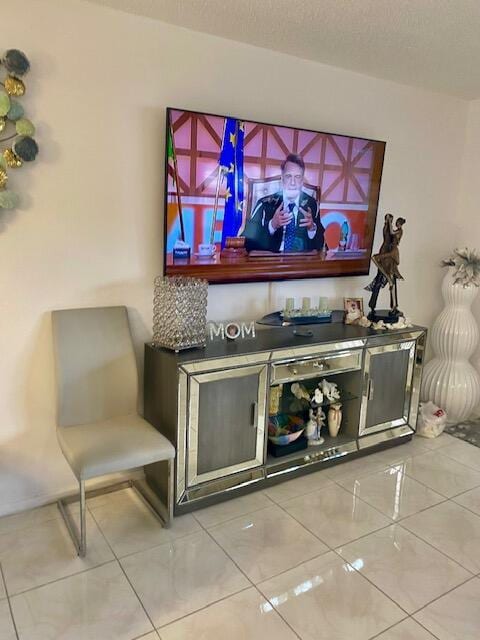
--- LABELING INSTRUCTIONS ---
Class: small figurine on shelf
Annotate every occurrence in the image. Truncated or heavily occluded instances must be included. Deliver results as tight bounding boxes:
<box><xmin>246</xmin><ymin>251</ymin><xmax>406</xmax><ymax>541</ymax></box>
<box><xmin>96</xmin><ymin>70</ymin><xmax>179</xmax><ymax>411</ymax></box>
<box><xmin>319</xmin><ymin>378</ymin><xmax>340</xmax><ymax>403</ymax></box>
<box><xmin>305</xmin><ymin>408</ymin><xmax>325</xmax><ymax>445</ymax></box>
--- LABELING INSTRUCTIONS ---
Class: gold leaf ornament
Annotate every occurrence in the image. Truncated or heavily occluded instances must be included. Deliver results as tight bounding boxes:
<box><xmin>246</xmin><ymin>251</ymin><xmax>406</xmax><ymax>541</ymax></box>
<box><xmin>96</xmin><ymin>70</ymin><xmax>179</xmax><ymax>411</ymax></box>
<box><xmin>0</xmin><ymin>117</ymin><xmax>6</xmax><ymax>133</ymax></box>
<box><xmin>0</xmin><ymin>168</ymin><xmax>7</xmax><ymax>189</ymax></box>
<box><xmin>4</xmin><ymin>76</ymin><xmax>25</xmax><ymax>97</ymax></box>
<box><xmin>3</xmin><ymin>148</ymin><xmax>22</xmax><ymax>168</ymax></box>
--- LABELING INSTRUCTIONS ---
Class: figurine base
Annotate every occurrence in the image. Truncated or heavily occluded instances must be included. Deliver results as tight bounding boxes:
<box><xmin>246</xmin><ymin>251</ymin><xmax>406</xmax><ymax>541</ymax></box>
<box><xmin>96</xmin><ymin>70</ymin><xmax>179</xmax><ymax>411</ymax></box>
<box><xmin>307</xmin><ymin>437</ymin><xmax>325</xmax><ymax>446</ymax></box>
<box><xmin>367</xmin><ymin>309</ymin><xmax>404</xmax><ymax>324</ymax></box>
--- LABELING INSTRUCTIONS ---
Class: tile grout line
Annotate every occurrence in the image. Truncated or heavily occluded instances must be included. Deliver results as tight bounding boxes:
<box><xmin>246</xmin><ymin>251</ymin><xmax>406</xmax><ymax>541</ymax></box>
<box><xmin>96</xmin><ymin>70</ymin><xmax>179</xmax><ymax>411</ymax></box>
<box><xmin>0</xmin><ymin>562</ymin><xmax>19</xmax><ymax>640</ymax></box>
<box><xmin>190</xmin><ymin>492</ymin><xmax>277</xmax><ymax>529</ymax></box>
<box><xmin>89</xmin><ymin>501</ymin><xmax>269</xmax><ymax>637</ymax></box>
<box><xmin>194</xmin><ymin>516</ymin><xmax>304</xmax><ymax>640</ymax></box>
<box><xmin>4</xmin><ymin>559</ymin><xmax>116</xmax><ymax>598</ymax></box>
<box><xmin>409</xmin><ymin>574</ymin><xmax>480</xmax><ymax>621</ymax></box>
<box><xmin>88</xmin><ymin>508</ymin><xmax>159</xmax><ymax>637</ymax></box>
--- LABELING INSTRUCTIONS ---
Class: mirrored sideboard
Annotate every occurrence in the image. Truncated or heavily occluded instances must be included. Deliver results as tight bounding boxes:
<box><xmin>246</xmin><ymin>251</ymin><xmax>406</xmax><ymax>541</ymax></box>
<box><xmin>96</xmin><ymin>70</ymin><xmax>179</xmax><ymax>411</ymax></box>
<box><xmin>143</xmin><ymin>323</ymin><xmax>426</xmax><ymax>515</ymax></box>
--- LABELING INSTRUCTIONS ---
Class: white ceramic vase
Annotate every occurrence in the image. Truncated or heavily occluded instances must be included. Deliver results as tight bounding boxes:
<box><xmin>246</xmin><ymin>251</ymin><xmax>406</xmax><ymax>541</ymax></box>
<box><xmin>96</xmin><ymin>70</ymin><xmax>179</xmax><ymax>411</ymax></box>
<box><xmin>328</xmin><ymin>403</ymin><xmax>342</xmax><ymax>437</ymax></box>
<box><xmin>421</xmin><ymin>269</ymin><xmax>480</xmax><ymax>424</ymax></box>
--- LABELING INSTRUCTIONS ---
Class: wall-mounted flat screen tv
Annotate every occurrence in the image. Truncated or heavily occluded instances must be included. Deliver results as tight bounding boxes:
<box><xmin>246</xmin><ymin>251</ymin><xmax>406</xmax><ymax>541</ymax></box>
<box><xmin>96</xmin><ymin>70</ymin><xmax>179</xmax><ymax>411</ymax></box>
<box><xmin>164</xmin><ymin>108</ymin><xmax>386</xmax><ymax>284</ymax></box>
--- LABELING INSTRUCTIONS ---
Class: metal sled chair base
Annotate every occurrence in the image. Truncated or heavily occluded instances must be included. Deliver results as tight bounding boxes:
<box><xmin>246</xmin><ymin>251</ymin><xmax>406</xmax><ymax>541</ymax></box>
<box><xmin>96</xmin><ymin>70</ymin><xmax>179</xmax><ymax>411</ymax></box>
<box><xmin>57</xmin><ymin>468</ymin><xmax>173</xmax><ymax>557</ymax></box>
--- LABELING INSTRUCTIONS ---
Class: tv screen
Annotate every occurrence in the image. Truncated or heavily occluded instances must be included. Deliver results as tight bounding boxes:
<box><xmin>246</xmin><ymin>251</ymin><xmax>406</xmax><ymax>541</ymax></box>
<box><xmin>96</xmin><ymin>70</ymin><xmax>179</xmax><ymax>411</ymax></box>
<box><xmin>164</xmin><ymin>108</ymin><xmax>385</xmax><ymax>284</ymax></box>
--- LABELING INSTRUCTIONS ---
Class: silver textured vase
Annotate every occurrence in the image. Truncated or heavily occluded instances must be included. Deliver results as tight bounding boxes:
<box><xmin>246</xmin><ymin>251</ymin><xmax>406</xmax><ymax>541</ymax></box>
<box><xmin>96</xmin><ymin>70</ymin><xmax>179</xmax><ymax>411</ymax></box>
<box><xmin>421</xmin><ymin>269</ymin><xmax>480</xmax><ymax>424</ymax></box>
<box><xmin>153</xmin><ymin>276</ymin><xmax>208</xmax><ymax>351</ymax></box>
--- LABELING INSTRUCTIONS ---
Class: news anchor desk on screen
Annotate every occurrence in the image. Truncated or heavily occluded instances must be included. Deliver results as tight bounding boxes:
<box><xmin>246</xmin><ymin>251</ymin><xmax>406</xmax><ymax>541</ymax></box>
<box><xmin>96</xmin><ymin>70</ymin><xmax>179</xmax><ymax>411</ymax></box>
<box><xmin>242</xmin><ymin>153</ymin><xmax>325</xmax><ymax>254</ymax></box>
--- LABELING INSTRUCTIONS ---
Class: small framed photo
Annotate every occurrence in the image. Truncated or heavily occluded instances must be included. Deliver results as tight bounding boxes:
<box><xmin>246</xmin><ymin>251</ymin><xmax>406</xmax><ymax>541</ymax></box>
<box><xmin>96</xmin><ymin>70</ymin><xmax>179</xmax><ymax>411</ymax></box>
<box><xmin>344</xmin><ymin>297</ymin><xmax>364</xmax><ymax>324</ymax></box>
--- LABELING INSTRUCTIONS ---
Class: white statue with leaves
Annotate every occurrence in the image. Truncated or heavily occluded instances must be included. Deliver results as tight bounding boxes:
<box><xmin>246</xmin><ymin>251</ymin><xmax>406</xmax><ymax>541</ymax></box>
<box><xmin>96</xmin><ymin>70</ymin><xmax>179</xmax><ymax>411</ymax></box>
<box><xmin>421</xmin><ymin>248</ymin><xmax>480</xmax><ymax>423</ymax></box>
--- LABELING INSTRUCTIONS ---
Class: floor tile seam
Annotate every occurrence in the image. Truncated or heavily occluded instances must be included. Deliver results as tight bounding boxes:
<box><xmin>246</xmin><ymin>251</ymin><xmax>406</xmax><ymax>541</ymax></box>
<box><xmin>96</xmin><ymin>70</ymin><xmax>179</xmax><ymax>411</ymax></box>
<box><xmin>336</xmin><ymin>524</ymin><xmax>475</xmax><ymax>617</ymax></box>
<box><xmin>330</xmin><ymin>548</ymin><xmax>412</xmax><ymax>618</ymax></box>
<box><xmin>251</xmin><ymin>582</ymin><xmax>305</xmax><ymax>640</ymax></box>
<box><xmin>386</xmin><ymin>497</ymin><xmax>450</xmax><ymax>524</ymax></box>
<box><xmin>196</xmin><ymin>508</ymin><xmax>331</xmax><ymax>594</ymax></box>
<box><xmin>255</xmin><ymin>545</ymin><xmax>410</xmax><ymax>639</ymax></box>
<box><xmin>367</xmin><ymin>615</ymin><xmax>441</xmax><ymax>640</ymax></box>
<box><xmin>152</xmin><ymin>584</ymin><xmax>253</xmax><ymax>633</ymax></box>
<box><xmin>365</xmin><ymin>614</ymin><xmax>411</xmax><ymax>640</ymax></box>
<box><xmin>410</xmin><ymin>616</ymin><xmax>442</xmax><ymax>640</ymax></box>
<box><xmin>265</xmin><ymin>478</ymin><xmax>336</xmax><ymax>507</ymax></box>
<box><xmin>435</xmin><ymin>447</ymin><xmax>480</xmax><ymax>473</ymax></box>
<box><xmin>112</xmin><ymin>526</ymin><xmax>210</xmax><ymax>562</ymax></box>
<box><xmin>449</xmin><ymin>495</ymin><xmax>480</xmax><ymax>520</ymax></box>
<box><xmin>411</xmin><ymin>574</ymin><xmax>480</xmax><ymax>620</ymax></box>
<box><xmin>272</xmin><ymin>496</ymin><xmax>337</xmax><ymax>548</ymax></box>
<box><xmin>0</xmin><ymin>511</ymin><xmax>63</xmax><ymax>539</ymax></box>
<box><xmin>392</xmin><ymin>521</ymin><xmax>476</xmax><ymax>576</ymax></box>
<box><xmin>192</xmin><ymin>495</ymin><xmax>280</xmax><ymax>530</ymax></box>
<box><xmin>395</xmin><ymin>467</ymin><xmax>469</xmax><ymax>498</ymax></box>
<box><xmin>396</xmin><ymin>521</ymin><xmax>478</xmax><ymax>574</ymax></box>
<box><xmin>293</xmin><ymin>474</ymin><xmax>398</xmax><ymax>523</ymax></box>
<box><xmin>285</xmin><ymin>498</ymin><xmax>401</xmax><ymax>551</ymax></box>
<box><xmin>0</xmin><ymin>563</ymin><xmax>19</xmax><ymax>640</ymax></box>
<box><xmin>330</xmin><ymin>472</ymin><xmax>450</xmax><ymax>520</ymax></box>
<box><xmin>88</xmin><ymin>508</ymin><xmax>158</xmax><ymax>635</ymax></box>
<box><xmin>407</xmin><ymin>572</ymin><xmax>477</xmax><ymax>616</ymax></box>
<box><xmin>5</xmin><ymin>558</ymin><xmax>117</xmax><ymax>599</ymax></box>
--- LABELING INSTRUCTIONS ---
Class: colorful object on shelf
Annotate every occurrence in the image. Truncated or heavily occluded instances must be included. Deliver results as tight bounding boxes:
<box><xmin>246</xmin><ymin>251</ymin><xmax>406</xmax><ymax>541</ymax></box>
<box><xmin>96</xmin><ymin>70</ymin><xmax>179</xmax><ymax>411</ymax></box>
<box><xmin>0</xmin><ymin>49</ymin><xmax>38</xmax><ymax>211</ymax></box>
<box><xmin>268</xmin><ymin>413</ymin><xmax>305</xmax><ymax>445</ymax></box>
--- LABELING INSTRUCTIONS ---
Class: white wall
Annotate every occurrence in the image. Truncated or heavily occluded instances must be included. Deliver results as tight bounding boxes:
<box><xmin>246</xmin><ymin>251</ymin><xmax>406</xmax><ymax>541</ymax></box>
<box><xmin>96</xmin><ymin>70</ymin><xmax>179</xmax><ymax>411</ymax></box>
<box><xmin>0</xmin><ymin>0</ymin><xmax>469</xmax><ymax>515</ymax></box>
<box><xmin>455</xmin><ymin>99</ymin><xmax>480</xmax><ymax>414</ymax></box>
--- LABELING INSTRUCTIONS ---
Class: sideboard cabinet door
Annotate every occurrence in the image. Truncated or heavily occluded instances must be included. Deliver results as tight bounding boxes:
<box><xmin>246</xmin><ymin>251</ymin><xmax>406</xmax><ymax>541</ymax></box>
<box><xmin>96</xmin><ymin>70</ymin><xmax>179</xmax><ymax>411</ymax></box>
<box><xmin>186</xmin><ymin>364</ymin><xmax>267</xmax><ymax>487</ymax></box>
<box><xmin>359</xmin><ymin>341</ymin><xmax>416</xmax><ymax>436</ymax></box>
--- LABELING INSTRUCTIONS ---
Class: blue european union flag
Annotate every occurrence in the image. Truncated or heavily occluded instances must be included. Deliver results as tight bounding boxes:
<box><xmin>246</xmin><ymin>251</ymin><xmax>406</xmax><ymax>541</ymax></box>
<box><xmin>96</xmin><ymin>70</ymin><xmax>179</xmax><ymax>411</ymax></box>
<box><xmin>219</xmin><ymin>118</ymin><xmax>244</xmax><ymax>248</ymax></box>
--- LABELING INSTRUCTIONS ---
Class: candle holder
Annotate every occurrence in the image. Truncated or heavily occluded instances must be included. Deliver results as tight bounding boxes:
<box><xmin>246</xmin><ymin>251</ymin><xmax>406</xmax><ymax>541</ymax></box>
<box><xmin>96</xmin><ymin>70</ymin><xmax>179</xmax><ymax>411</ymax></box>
<box><xmin>153</xmin><ymin>276</ymin><xmax>208</xmax><ymax>351</ymax></box>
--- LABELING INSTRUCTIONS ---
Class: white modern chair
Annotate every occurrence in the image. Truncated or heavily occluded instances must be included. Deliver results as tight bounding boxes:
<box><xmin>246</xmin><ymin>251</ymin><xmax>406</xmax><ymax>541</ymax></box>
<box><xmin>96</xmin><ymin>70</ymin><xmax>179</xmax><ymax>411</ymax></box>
<box><xmin>52</xmin><ymin>306</ymin><xmax>175</xmax><ymax>557</ymax></box>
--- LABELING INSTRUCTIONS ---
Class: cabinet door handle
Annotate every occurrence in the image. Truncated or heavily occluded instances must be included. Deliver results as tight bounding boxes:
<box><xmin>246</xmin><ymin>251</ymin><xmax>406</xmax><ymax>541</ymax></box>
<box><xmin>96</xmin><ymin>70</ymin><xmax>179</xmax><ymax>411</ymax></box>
<box><xmin>368</xmin><ymin>379</ymin><xmax>375</xmax><ymax>400</ymax></box>
<box><xmin>251</xmin><ymin>401</ymin><xmax>258</xmax><ymax>428</ymax></box>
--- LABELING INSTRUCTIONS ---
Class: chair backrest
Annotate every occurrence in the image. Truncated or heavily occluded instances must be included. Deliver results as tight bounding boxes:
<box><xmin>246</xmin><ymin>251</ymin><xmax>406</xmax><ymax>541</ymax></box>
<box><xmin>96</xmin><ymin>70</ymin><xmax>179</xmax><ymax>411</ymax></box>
<box><xmin>246</xmin><ymin>175</ymin><xmax>321</xmax><ymax>219</ymax></box>
<box><xmin>52</xmin><ymin>306</ymin><xmax>139</xmax><ymax>428</ymax></box>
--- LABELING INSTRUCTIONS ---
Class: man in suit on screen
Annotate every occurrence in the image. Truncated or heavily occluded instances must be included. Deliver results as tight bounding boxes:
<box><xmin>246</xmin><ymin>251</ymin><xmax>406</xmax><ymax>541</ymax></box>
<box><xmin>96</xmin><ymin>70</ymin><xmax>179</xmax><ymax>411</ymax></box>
<box><xmin>243</xmin><ymin>153</ymin><xmax>325</xmax><ymax>253</ymax></box>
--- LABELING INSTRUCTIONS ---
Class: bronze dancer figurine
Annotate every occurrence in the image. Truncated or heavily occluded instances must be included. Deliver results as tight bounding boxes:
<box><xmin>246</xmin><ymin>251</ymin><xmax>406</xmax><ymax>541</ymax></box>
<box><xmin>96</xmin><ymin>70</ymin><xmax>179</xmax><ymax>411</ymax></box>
<box><xmin>365</xmin><ymin>215</ymin><xmax>406</xmax><ymax>320</ymax></box>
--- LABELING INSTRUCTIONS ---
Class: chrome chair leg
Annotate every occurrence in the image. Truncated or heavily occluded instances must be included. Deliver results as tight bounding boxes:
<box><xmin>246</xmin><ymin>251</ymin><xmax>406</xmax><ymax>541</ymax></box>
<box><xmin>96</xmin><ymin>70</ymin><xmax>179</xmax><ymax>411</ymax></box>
<box><xmin>57</xmin><ymin>479</ymin><xmax>87</xmax><ymax>557</ymax></box>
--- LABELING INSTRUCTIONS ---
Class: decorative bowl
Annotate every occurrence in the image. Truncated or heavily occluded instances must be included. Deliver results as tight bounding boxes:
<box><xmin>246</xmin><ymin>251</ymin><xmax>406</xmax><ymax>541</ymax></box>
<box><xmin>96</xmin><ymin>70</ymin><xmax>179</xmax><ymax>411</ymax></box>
<box><xmin>268</xmin><ymin>429</ymin><xmax>305</xmax><ymax>446</ymax></box>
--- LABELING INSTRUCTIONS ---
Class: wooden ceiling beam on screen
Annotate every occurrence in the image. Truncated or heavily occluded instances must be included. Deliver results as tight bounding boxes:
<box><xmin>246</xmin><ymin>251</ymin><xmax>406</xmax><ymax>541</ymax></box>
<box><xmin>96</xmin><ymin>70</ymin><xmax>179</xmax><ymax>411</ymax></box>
<box><xmin>244</xmin><ymin>124</ymin><xmax>262</xmax><ymax>145</ymax></box>
<box><xmin>190</xmin><ymin>116</ymin><xmax>198</xmax><ymax>195</ymax></box>
<box><xmin>196</xmin><ymin>166</ymin><xmax>221</xmax><ymax>195</ymax></box>
<box><xmin>261</xmin><ymin>126</ymin><xmax>267</xmax><ymax>179</ymax></box>
<box><xmin>352</xmin><ymin>140</ymin><xmax>374</xmax><ymax>165</ymax></box>
<box><xmin>343</xmin><ymin>138</ymin><xmax>354</xmax><ymax>201</ymax></box>
<box><xmin>318</xmin><ymin>137</ymin><xmax>327</xmax><ymax>197</ymax></box>
<box><xmin>171</xmin><ymin>110</ymin><xmax>190</xmax><ymax>132</ymax></box>
<box><xmin>297</xmin><ymin>133</ymin><xmax>323</xmax><ymax>159</ymax></box>
<box><xmin>322</xmin><ymin>171</ymin><xmax>346</xmax><ymax>200</ymax></box>
<box><xmin>270</xmin><ymin>127</ymin><xmax>290</xmax><ymax>157</ymax></box>
<box><xmin>198</xmin><ymin>115</ymin><xmax>222</xmax><ymax>147</ymax></box>
<box><xmin>349</xmin><ymin>172</ymin><xmax>367</xmax><ymax>201</ymax></box>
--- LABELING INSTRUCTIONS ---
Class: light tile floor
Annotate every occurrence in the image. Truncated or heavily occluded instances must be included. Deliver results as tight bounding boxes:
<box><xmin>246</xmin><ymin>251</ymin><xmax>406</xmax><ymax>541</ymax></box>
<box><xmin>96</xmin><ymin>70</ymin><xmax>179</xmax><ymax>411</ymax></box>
<box><xmin>2</xmin><ymin>433</ymin><xmax>480</xmax><ymax>639</ymax></box>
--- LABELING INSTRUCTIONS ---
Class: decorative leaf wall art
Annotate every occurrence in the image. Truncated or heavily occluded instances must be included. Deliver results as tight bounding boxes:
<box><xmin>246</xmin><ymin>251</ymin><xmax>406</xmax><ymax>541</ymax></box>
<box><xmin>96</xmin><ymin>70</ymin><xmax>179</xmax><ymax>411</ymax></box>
<box><xmin>0</xmin><ymin>49</ymin><xmax>38</xmax><ymax>210</ymax></box>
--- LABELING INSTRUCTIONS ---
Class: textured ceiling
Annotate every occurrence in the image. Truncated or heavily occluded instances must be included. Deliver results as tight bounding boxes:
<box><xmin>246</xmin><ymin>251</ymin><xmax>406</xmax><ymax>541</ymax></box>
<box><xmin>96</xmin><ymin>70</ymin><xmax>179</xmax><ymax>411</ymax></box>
<box><xmin>86</xmin><ymin>0</ymin><xmax>480</xmax><ymax>99</ymax></box>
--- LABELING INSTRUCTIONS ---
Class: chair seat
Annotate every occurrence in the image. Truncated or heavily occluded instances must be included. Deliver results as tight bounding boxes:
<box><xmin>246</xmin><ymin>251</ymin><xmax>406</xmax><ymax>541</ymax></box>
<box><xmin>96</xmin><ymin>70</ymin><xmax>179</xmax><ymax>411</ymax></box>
<box><xmin>57</xmin><ymin>414</ymin><xmax>175</xmax><ymax>480</ymax></box>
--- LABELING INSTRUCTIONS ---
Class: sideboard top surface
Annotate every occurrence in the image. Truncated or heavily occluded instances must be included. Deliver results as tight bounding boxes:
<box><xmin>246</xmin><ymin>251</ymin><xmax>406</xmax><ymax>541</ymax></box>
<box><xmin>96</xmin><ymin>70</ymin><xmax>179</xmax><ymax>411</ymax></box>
<box><xmin>147</xmin><ymin>318</ymin><xmax>426</xmax><ymax>365</ymax></box>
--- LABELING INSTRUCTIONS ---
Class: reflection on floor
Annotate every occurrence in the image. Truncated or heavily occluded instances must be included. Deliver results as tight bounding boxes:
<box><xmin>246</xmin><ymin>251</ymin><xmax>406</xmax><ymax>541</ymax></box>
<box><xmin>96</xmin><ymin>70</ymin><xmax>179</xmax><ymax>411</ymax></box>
<box><xmin>1</xmin><ymin>433</ymin><xmax>480</xmax><ymax>639</ymax></box>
